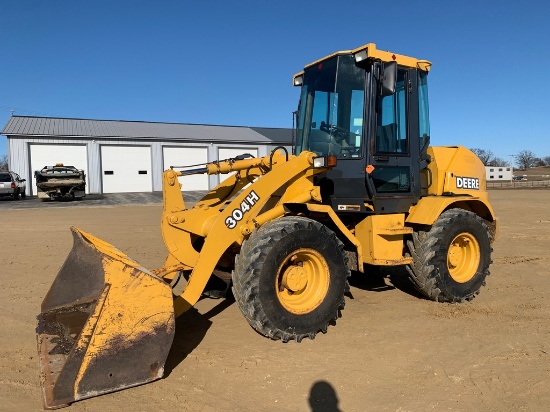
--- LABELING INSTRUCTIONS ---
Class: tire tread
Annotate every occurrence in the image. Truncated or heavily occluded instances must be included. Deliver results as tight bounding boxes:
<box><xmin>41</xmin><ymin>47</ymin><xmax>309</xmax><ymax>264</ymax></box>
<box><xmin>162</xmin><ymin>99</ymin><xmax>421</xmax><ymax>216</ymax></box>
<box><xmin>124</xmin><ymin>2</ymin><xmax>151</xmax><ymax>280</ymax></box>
<box><xmin>406</xmin><ymin>209</ymin><xmax>492</xmax><ymax>303</ymax></box>
<box><xmin>232</xmin><ymin>216</ymin><xmax>349</xmax><ymax>342</ymax></box>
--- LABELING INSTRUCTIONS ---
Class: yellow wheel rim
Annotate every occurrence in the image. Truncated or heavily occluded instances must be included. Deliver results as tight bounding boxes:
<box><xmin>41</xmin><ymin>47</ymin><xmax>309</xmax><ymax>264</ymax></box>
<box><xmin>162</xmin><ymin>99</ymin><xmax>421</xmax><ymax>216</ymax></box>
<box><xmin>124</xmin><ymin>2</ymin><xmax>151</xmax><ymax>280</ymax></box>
<box><xmin>447</xmin><ymin>232</ymin><xmax>480</xmax><ymax>283</ymax></box>
<box><xmin>276</xmin><ymin>248</ymin><xmax>330</xmax><ymax>314</ymax></box>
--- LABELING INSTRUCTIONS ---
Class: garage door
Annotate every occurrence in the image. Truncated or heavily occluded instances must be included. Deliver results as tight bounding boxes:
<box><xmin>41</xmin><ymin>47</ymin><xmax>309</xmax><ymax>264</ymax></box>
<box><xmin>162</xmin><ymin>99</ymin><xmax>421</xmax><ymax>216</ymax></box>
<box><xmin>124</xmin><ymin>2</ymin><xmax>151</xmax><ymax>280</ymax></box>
<box><xmin>30</xmin><ymin>144</ymin><xmax>88</xmax><ymax>195</ymax></box>
<box><xmin>101</xmin><ymin>146</ymin><xmax>152</xmax><ymax>193</ymax></box>
<box><xmin>163</xmin><ymin>147</ymin><xmax>209</xmax><ymax>191</ymax></box>
<box><xmin>218</xmin><ymin>147</ymin><xmax>258</xmax><ymax>184</ymax></box>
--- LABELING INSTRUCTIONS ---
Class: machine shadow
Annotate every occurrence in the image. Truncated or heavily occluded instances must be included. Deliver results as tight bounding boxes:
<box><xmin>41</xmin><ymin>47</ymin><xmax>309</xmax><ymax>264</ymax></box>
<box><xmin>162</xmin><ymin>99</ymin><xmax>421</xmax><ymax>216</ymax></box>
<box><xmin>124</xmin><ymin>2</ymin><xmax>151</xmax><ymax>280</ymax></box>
<box><xmin>348</xmin><ymin>264</ymin><xmax>422</xmax><ymax>299</ymax></box>
<box><xmin>163</xmin><ymin>298</ymin><xmax>234</xmax><ymax>377</ymax></box>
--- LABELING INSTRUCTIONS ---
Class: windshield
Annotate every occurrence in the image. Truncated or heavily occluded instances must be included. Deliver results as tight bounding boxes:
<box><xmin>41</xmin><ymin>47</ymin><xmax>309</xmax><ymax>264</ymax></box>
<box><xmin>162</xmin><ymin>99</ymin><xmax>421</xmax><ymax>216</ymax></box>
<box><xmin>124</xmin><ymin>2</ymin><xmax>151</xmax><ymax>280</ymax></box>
<box><xmin>295</xmin><ymin>55</ymin><xmax>366</xmax><ymax>158</ymax></box>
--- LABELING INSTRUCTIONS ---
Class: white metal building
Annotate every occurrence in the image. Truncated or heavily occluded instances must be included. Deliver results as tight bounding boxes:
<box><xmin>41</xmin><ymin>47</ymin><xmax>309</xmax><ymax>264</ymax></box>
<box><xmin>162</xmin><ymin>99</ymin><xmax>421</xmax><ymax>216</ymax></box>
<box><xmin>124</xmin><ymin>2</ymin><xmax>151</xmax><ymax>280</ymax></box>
<box><xmin>1</xmin><ymin>116</ymin><xmax>293</xmax><ymax>196</ymax></box>
<box><xmin>485</xmin><ymin>166</ymin><xmax>513</xmax><ymax>181</ymax></box>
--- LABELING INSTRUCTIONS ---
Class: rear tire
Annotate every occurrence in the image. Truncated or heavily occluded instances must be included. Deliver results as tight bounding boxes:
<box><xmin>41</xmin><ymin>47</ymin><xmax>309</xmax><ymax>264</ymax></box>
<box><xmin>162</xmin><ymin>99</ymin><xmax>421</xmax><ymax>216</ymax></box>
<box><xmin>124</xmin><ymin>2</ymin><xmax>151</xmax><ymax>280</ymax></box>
<box><xmin>232</xmin><ymin>216</ymin><xmax>349</xmax><ymax>342</ymax></box>
<box><xmin>21</xmin><ymin>191</ymin><xmax>26</xmax><ymax>199</ymax></box>
<box><xmin>12</xmin><ymin>190</ymin><xmax>20</xmax><ymax>200</ymax></box>
<box><xmin>406</xmin><ymin>209</ymin><xmax>492</xmax><ymax>302</ymax></box>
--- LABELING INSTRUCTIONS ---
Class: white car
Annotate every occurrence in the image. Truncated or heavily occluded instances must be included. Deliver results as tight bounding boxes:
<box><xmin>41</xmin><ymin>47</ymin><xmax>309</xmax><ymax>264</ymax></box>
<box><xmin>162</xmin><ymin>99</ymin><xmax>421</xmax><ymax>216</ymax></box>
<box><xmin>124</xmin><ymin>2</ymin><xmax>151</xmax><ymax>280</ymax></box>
<box><xmin>0</xmin><ymin>171</ymin><xmax>26</xmax><ymax>200</ymax></box>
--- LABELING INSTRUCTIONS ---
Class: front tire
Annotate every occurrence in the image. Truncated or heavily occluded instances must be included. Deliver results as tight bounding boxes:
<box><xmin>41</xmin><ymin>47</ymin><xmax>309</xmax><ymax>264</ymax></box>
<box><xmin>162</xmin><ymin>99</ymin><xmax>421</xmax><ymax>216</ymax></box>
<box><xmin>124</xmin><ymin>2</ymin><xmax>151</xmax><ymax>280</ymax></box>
<box><xmin>232</xmin><ymin>216</ymin><xmax>349</xmax><ymax>342</ymax></box>
<box><xmin>406</xmin><ymin>209</ymin><xmax>492</xmax><ymax>302</ymax></box>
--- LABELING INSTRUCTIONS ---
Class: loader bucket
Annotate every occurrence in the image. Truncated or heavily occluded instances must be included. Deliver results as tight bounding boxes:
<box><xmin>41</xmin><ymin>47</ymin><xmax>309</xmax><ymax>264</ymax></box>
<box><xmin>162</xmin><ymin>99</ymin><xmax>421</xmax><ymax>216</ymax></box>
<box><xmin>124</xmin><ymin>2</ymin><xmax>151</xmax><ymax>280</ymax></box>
<box><xmin>37</xmin><ymin>227</ymin><xmax>175</xmax><ymax>409</ymax></box>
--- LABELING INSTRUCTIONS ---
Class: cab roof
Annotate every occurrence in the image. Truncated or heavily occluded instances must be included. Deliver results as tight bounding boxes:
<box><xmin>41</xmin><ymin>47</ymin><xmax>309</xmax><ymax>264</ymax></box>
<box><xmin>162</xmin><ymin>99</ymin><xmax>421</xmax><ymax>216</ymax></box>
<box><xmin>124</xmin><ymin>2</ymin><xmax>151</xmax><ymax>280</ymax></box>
<box><xmin>293</xmin><ymin>43</ymin><xmax>431</xmax><ymax>84</ymax></box>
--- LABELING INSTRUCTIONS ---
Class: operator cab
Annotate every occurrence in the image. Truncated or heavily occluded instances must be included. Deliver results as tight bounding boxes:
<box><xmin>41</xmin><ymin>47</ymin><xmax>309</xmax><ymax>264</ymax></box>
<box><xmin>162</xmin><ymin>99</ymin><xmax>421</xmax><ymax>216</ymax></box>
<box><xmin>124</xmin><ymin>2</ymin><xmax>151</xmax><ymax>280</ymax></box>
<box><xmin>293</xmin><ymin>43</ymin><xmax>432</xmax><ymax>214</ymax></box>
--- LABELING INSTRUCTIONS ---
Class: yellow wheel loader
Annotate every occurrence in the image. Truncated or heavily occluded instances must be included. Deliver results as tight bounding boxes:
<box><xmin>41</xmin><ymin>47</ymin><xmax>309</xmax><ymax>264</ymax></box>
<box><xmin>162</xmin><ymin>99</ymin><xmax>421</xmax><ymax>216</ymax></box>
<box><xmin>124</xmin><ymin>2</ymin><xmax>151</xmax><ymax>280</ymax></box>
<box><xmin>36</xmin><ymin>43</ymin><xmax>497</xmax><ymax>409</ymax></box>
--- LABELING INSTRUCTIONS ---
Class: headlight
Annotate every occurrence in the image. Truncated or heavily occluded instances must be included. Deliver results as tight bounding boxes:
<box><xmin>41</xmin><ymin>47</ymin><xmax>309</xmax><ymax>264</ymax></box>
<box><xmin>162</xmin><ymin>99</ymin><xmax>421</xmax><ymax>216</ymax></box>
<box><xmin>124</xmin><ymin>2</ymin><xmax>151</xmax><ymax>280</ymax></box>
<box><xmin>313</xmin><ymin>157</ymin><xmax>326</xmax><ymax>168</ymax></box>
<box><xmin>354</xmin><ymin>49</ymin><xmax>368</xmax><ymax>63</ymax></box>
<box><xmin>313</xmin><ymin>156</ymin><xmax>337</xmax><ymax>168</ymax></box>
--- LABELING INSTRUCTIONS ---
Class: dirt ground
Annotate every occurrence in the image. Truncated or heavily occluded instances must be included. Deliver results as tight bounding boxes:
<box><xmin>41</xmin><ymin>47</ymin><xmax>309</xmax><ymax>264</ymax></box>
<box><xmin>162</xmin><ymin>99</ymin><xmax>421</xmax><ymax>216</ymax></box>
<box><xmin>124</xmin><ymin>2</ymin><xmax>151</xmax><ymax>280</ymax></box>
<box><xmin>1</xmin><ymin>189</ymin><xmax>549</xmax><ymax>411</ymax></box>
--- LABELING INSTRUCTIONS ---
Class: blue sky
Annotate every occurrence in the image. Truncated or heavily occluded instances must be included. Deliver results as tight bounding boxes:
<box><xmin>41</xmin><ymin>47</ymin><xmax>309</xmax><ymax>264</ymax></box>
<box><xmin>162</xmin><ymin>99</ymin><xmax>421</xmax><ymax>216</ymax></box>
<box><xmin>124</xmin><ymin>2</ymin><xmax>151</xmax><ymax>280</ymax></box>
<box><xmin>1</xmin><ymin>0</ymin><xmax>549</xmax><ymax>164</ymax></box>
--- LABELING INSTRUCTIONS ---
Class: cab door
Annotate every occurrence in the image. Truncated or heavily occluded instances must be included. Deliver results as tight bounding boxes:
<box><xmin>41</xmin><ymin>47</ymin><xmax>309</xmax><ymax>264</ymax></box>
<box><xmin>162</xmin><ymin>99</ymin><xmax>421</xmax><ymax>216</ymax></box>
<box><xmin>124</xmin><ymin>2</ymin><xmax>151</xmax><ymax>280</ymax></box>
<box><xmin>366</xmin><ymin>67</ymin><xmax>421</xmax><ymax>213</ymax></box>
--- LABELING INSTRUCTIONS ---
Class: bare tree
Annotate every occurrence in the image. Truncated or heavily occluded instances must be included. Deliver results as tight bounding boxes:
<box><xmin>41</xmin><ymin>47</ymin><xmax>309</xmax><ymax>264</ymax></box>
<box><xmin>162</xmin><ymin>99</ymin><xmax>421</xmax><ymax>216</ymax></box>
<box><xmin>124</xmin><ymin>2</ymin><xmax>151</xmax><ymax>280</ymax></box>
<box><xmin>516</xmin><ymin>150</ymin><xmax>537</xmax><ymax>170</ymax></box>
<box><xmin>470</xmin><ymin>148</ymin><xmax>495</xmax><ymax>165</ymax></box>
<box><xmin>0</xmin><ymin>154</ymin><xmax>8</xmax><ymax>171</ymax></box>
<box><xmin>542</xmin><ymin>156</ymin><xmax>550</xmax><ymax>166</ymax></box>
<box><xmin>487</xmin><ymin>157</ymin><xmax>508</xmax><ymax>167</ymax></box>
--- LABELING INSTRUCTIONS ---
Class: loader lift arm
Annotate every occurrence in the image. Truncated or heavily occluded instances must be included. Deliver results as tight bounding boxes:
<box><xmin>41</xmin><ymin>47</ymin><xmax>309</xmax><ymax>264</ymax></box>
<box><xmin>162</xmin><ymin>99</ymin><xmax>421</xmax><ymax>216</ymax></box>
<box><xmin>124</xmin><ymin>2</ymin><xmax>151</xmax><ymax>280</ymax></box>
<box><xmin>159</xmin><ymin>150</ymin><xmax>328</xmax><ymax>317</ymax></box>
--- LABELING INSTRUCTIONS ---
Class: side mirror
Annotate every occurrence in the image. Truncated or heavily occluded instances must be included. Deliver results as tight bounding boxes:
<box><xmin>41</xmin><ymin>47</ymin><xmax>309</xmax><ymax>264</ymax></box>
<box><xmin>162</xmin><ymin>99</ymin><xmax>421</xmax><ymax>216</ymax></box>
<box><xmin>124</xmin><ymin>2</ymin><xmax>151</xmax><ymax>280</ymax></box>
<box><xmin>381</xmin><ymin>61</ymin><xmax>397</xmax><ymax>96</ymax></box>
<box><xmin>21</xmin><ymin>179</ymin><xmax>26</xmax><ymax>182</ymax></box>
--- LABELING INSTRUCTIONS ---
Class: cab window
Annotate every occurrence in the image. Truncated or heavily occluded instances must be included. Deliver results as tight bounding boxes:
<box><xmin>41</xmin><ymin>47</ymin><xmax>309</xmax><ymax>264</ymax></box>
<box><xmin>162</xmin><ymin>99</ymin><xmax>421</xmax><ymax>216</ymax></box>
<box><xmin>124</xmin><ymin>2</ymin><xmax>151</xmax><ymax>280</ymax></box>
<box><xmin>375</xmin><ymin>70</ymin><xmax>407</xmax><ymax>154</ymax></box>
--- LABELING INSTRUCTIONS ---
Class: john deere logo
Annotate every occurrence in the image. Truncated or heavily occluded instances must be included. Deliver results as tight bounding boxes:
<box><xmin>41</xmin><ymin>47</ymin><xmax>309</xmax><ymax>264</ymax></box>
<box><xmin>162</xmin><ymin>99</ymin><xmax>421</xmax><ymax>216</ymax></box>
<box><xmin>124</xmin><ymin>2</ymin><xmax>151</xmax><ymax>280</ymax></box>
<box><xmin>456</xmin><ymin>176</ymin><xmax>479</xmax><ymax>190</ymax></box>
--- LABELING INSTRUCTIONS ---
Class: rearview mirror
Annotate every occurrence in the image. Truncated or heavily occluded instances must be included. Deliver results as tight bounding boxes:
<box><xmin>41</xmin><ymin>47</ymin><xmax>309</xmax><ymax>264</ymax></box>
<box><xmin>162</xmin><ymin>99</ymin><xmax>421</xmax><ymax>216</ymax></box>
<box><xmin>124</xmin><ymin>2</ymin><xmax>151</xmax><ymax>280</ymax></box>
<box><xmin>381</xmin><ymin>61</ymin><xmax>397</xmax><ymax>96</ymax></box>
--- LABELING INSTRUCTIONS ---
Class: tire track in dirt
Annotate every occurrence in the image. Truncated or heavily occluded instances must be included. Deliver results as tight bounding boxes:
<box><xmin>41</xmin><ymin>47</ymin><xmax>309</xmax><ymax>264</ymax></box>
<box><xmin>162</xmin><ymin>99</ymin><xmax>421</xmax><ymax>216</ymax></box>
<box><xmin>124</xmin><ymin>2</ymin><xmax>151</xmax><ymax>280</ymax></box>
<box><xmin>492</xmin><ymin>256</ymin><xmax>548</xmax><ymax>265</ymax></box>
<box><xmin>0</xmin><ymin>379</ymin><xmax>34</xmax><ymax>389</ymax></box>
<box><xmin>510</xmin><ymin>235</ymin><xmax>550</xmax><ymax>241</ymax></box>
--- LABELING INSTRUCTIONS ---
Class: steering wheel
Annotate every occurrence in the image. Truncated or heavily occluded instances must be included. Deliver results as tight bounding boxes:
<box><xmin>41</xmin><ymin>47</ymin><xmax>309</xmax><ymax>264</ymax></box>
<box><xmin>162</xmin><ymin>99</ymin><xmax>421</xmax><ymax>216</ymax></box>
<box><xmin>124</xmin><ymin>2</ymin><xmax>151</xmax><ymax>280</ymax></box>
<box><xmin>320</xmin><ymin>121</ymin><xmax>352</xmax><ymax>142</ymax></box>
